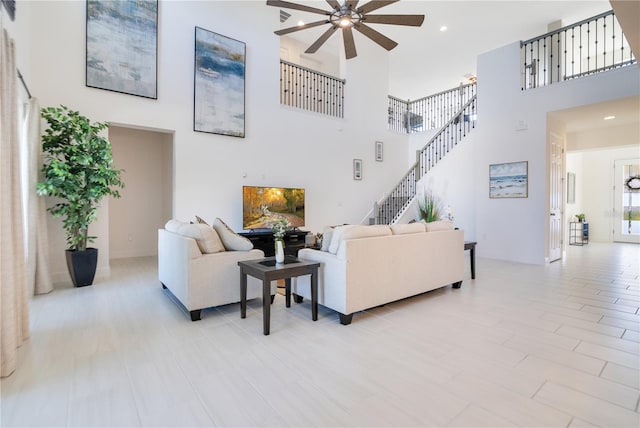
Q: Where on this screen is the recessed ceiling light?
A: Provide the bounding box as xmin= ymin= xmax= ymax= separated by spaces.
xmin=298 ymin=20 xmax=305 ymax=27
xmin=440 ymin=26 xmax=447 ymax=32
xmin=603 ymin=115 xmax=616 ymax=120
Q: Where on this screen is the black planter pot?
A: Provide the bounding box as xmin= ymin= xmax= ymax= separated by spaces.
xmin=65 ymin=248 xmax=98 ymax=287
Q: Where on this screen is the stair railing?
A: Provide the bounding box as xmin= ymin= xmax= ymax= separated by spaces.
xmin=521 ymin=9 xmax=636 ymax=90
xmin=388 ymin=83 xmax=476 ymax=133
xmin=374 ymin=94 xmax=477 ymax=224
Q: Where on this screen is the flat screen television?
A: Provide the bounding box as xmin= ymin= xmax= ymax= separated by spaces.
xmin=243 ymin=186 xmax=305 ymax=230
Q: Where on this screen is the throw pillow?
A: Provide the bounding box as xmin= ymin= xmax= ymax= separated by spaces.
xmin=171 ymin=222 xmax=225 ymax=254
xmin=195 ymin=215 xmax=209 ymax=225
xmin=213 ymin=218 xmax=254 ymax=251
xmin=391 ymin=223 xmax=426 ymax=235
xmin=425 ymin=220 xmax=454 ymax=232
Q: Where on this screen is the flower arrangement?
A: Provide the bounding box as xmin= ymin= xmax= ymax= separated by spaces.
xmin=262 ymin=206 xmax=289 ymax=240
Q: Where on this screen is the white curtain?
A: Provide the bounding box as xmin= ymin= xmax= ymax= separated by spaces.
xmin=23 ymin=97 xmax=52 ymax=295
xmin=1 ymin=27 xmax=29 ymax=378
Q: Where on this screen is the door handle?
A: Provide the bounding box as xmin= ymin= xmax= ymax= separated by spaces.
xmin=550 ymin=213 xmax=556 ymax=216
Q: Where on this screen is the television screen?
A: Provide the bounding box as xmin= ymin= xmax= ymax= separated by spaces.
xmin=243 ymin=186 xmax=305 ymax=230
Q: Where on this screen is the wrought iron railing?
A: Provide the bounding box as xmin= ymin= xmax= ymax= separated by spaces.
xmin=375 ymin=95 xmax=477 ymax=224
xmin=388 ymin=83 xmax=476 ymax=133
xmin=280 ymin=60 xmax=346 ymax=118
xmin=521 ymin=9 xmax=636 ymax=90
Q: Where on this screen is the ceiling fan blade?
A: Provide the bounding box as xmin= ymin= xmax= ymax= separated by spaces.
xmin=275 ymin=20 xmax=329 ymax=35
xmin=342 ymin=26 xmax=357 ymax=59
xmin=346 ymin=0 xmax=359 ymax=10
xmin=364 ymin=14 xmax=425 ymax=26
xmin=358 ymin=0 xmax=399 ymax=14
xmin=305 ymin=25 xmax=340 ymax=53
xmin=325 ymin=0 xmax=341 ymax=10
xmin=266 ymin=0 xmax=330 ymax=16
xmin=354 ymin=22 xmax=398 ymax=51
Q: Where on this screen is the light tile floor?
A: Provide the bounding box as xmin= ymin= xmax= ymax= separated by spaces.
xmin=1 ymin=243 xmax=639 ymax=427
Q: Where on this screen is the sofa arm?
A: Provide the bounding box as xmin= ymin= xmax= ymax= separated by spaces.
xmin=293 ymin=248 xmax=348 ymax=314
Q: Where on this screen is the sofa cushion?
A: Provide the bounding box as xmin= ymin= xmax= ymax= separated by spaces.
xmin=320 ymin=226 xmax=335 ymax=252
xmin=329 ymin=225 xmax=392 ymax=255
xmin=213 ymin=218 xmax=254 ymax=251
xmin=425 ymin=220 xmax=454 ymax=232
xmin=391 ymin=223 xmax=426 ymax=235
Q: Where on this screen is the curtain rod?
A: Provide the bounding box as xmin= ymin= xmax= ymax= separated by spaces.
xmin=17 ymin=68 xmax=31 ymax=99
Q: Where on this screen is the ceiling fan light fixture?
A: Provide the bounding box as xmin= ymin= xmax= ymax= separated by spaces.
xmin=267 ymin=0 xmax=425 ymax=59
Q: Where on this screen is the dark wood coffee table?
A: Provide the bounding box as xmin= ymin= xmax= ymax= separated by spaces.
xmin=238 ymin=255 xmax=320 ymax=335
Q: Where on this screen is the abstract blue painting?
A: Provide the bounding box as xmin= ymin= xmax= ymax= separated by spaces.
xmin=490 ymin=161 xmax=528 ymax=198
xmin=86 ymin=0 xmax=157 ymax=99
xmin=194 ymin=27 xmax=245 ymax=138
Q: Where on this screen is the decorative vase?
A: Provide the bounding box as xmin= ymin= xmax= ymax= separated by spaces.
xmin=275 ymin=239 xmax=285 ymax=263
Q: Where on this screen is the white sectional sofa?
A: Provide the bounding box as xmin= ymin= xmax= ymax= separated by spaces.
xmin=292 ymin=223 xmax=464 ymax=324
xmin=158 ymin=219 xmax=273 ymax=321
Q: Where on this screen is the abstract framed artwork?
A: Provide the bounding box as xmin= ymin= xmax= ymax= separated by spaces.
xmin=194 ymin=27 xmax=246 ymax=137
xmin=353 ymin=159 xmax=363 ymax=180
xmin=375 ymin=141 xmax=383 ymax=162
xmin=489 ymin=161 xmax=528 ymax=198
xmin=86 ymin=0 xmax=158 ymax=99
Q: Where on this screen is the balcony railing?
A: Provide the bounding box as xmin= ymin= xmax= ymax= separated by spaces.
xmin=521 ymin=9 xmax=636 ymax=90
xmin=280 ymin=60 xmax=346 ymax=118
xmin=388 ymin=83 xmax=476 ymax=133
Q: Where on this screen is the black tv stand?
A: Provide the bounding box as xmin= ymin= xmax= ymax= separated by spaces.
xmin=239 ymin=229 xmax=309 ymax=256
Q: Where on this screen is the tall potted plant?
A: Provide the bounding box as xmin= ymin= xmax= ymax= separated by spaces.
xmin=37 ymin=105 xmax=124 ymax=287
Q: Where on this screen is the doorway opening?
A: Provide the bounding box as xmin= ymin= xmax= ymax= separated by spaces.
xmin=108 ymin=125 xmax=174 ymax=259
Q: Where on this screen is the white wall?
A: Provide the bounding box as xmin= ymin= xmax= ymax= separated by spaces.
xmin=474 ymin=41 xmax=639 ymax=264
xmin=26 ymin=1 xmax=409 ymax=283
xmin=567 ymin=146 xmax=640 ymax=242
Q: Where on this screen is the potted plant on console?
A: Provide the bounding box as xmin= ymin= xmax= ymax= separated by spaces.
xmin=37 ymin=105 xmax=124 ymax=287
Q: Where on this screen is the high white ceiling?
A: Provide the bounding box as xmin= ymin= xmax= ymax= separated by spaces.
xmin=274 ymin=0 xmax=638 ymax=141
xmin=273 ymin=0 xmax=613 ymax=98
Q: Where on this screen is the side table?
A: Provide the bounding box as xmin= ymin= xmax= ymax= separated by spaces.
xmin=238 ymin=255 xmax=320 ymax=335
xmin=464 ymin=241 xmax=477 ymax=279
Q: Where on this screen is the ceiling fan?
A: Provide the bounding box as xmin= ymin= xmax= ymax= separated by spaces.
xmin=266 ymin=0 xmax=425 ymax=59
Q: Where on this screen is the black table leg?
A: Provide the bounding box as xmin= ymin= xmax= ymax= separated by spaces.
xmin=470 ymin=247 xmax=476 ymax=279
xmin=311 ymin=269 xmax=318 ymax=321
xmin=240 ymin=270 xmax=247 ymax=319
xmin=285 ymin=278 xmax=291 ymax=308
xmin=263 ymin=278 xmax=270 ymax=335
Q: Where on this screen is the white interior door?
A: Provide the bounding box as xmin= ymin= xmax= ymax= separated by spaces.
xmin=549 ymin=131 xmax=564 ymax=262
xmin=613 ymin=158 xmax=640 ymax=243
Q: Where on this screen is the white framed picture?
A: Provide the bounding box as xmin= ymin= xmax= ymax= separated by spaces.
xmin=353 ymin=159 xmax=362 ymax=180
xmin=375 ymin=141 xmax=383 ymax=162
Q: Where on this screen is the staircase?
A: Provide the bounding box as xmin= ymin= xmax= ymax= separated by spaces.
xmin=373 ymin=90 xmax=477 ymax=225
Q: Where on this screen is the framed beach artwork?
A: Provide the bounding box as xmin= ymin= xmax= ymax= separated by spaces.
xmin=489 ymin=161 xmax=528 ymax=198
xmin=86 ymin=0 xmax=158 ymax=99
xmin=194 ymin=27 xmax=246 ymax=137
